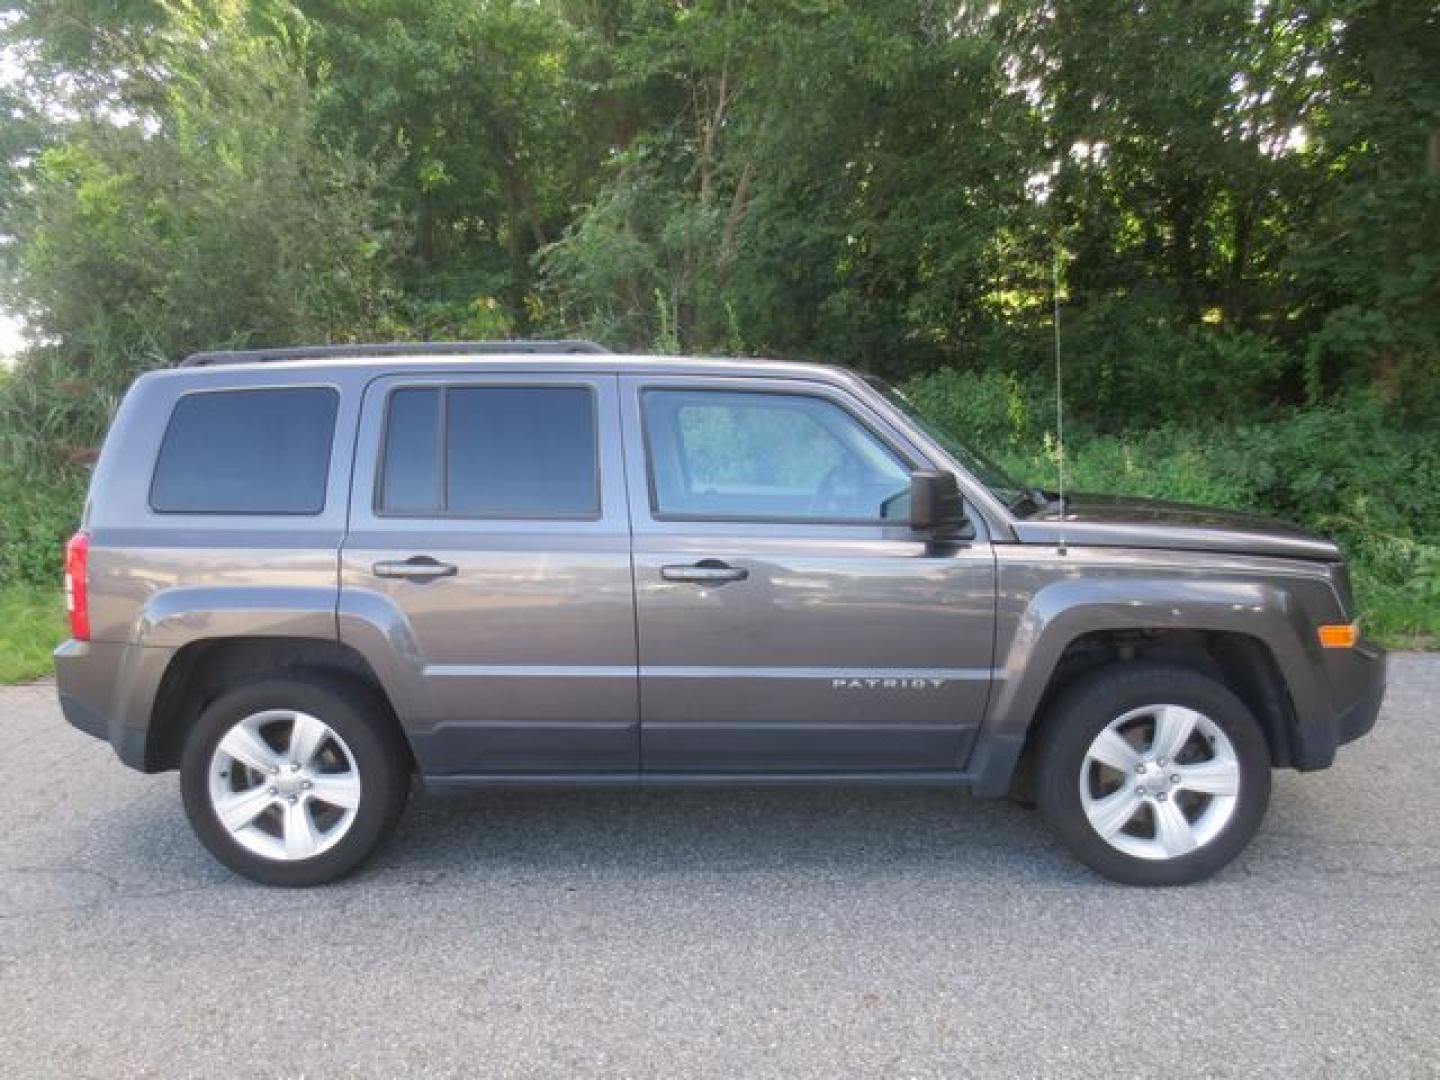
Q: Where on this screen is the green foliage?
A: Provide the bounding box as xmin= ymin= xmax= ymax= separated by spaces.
xmin=1285 ymin=0 xmax=1440 ymax=415
xmin=0 ymin=584 xmax=65 ymax=684
xmin=3 ymin=4 xmax=393 ymax=365
xmin=0 ymin=340 xmax=149 ymax=587
xmin=903 ymin=370 xmax=1440 ymax=645
xmin=901 ymin=370 xmax=1032 ymax=451
xmin=0 ymin=471 xmax=84 ymax=585
xmin=300 ymin=0 xmax=594 ymax=327
xmin=0 ymin=349 xmax=109 ymax=586
xmin=1049 ymin=293 xmax=1291 ymax=428
xmin=537 ymin=151 xmax=720 ymax=350
xmin=4 ymin=0 xmax=1437 ymax=415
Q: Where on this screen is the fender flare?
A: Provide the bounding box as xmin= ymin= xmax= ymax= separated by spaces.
xmin=137 ymin=586 xmax=338 ymax=647
xmin=965 ymin=575 xmax=1319 ymax=796
xmin=92 ymin=586 xmax=348 ymax=771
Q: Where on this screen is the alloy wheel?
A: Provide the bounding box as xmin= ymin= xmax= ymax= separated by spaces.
xmin=1078 ymin=704 xmax=1241 ymax=861
xmin=207 ymin=709 xmax=362 ymax=862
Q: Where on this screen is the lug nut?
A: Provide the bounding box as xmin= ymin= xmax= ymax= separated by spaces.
xmin=1157 ymin=758 xmax=1168 ymax=768
xmin=1135 ymin=787 xmax=1146 ymax=797
xmin=1136 ymin=763 xmax=1147 ymax=775
xmin=267 ymin=787 xmax=278 ymax=796
xmin=1156 ymin=791 xmax=1168 ymax=802
xmin=302 ymin=780 xmax=313 ymax=790
xmin=291 ymin=762 xmax=302 ymax=772
xmin=287 ymin=795 xmax=298 ymax=805
xmin=1170 ymin=774 xmax=1181 ymax=785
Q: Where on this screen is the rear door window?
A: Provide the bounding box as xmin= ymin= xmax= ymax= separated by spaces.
xmin=378 ymin=385 xmax=599 ymax=518
xmin=150 ymin=387 xmax=338 ymax=514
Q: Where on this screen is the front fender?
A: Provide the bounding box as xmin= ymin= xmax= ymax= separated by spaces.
xmin=965 ymin=574 xmax=1322 ymax=796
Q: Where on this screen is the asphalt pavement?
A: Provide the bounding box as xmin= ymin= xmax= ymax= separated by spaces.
xmin=2 ymin=656 xmax=1437 ymax=1079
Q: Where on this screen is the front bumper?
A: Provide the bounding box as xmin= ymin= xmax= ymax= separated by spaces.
xmin=1291 ymin=637 xmax=1386 ymax=770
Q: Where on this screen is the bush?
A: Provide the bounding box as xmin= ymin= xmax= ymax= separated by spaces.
xmin=0 ymin=347 xmax=121 ymax=586
xmin=1037 ymin=290 xmax=1292 ymax=430
xmin=0 ymin=471 xmax=85 ymax=586
xmin=903 ymin=371 xmax=1440 ymax=645
xmin=902 ymin=369 xmax=1031 ymax=451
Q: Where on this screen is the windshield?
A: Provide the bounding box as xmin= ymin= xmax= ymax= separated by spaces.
xmin=862 ymin=375 xmax=1027 ymax=508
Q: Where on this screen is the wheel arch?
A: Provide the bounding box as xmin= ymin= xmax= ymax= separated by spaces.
xmin=966 ymin=576 xmax=1315 ymax=797
xmin=1024 ymin=628 xmax=1295 ymax=762
xmin=146 ymin=636 xmax=413 ymax=772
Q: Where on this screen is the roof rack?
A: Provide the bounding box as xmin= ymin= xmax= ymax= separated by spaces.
xmin=181 ymin=340 xmax=612 ymax=367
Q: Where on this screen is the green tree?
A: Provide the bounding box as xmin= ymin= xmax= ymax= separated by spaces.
xmin=2 ymin=1 xmax=392 ymax=366
xmin=540 ymin=0 xmax=1044 ymax=371
xmin=299 ymin=0 xmax=597 ymax=334
xmin=1287 ymin=0 xmax=1440 ymax=416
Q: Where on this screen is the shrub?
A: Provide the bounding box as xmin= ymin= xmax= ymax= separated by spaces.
xmin=0 ymin=345 xmax=125 ymax=586
xmin=901 ymin=369 xmax=1031 ymax=450
xmin=1042 ymin=291 xmax=1291 ymax=430
xmin=904 ymin=371 xmax=1439 ymax=644
xmin=0 ymin=471 xmax=85 ymax=586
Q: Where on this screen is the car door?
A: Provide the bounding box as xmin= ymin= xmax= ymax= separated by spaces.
xmin=620 ymin=374 xmax=997 ymax=773
xmin=339 ymin=371 xmax=638 ymax=777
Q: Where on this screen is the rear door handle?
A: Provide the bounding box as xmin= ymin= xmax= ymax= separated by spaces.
xmin=660 ymin=560 xmax=749 ymax=585
xmin=372 ymin=556 xmax=458 ymax=580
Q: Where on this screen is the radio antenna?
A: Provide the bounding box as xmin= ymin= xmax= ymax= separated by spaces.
xmin=1052 ymin=249 xmax=1067 ymax=551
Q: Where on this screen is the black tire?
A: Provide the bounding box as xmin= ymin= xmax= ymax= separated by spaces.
xmin=180 ymin=674 xmax=411 ymax=886
xmin=1034 ymin=662 xmax=1272 ymax=886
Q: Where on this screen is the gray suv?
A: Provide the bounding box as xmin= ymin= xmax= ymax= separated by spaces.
xmin=55 ymin=342 xmax=1386 ymax=886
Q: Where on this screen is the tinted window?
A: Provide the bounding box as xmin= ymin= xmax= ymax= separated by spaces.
xmin=378 ymin=385 xmax=599 ymax=518
xmin=379 ymin=388 xmax=442 ymax=513
xmin=643 ymin=390 xmax=911 ymax=521
xmin=150 ymin=388 xmax=337 ymax=514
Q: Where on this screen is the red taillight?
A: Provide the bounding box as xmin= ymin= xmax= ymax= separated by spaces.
xmin=64 ymin=530 xmax=90 ymax=642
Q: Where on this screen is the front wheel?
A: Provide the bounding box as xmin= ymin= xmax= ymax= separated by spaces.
xmin=1034 ymin=663 xmax=1272 ymax=886
xmin=180 ymin=675 xmax=410 ymax=886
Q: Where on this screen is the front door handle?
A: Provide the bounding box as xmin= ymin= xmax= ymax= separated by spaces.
xmin=660 ymin=560 xmax=749 ymax=585
xmin=372 ymin=556 xmax=458 ymax=581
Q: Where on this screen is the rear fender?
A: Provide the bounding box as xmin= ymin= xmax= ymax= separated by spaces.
xmin=137 ymin=586 xmax=337 ymax=646
xmin=91 ymin=586 xmax=345 ymax=770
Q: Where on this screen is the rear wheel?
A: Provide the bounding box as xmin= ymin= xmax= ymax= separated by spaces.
xmin=1035 ymin=662 xmax=1272 ymax=886
xmin=180 ymin=675 xmax=410 ymax=886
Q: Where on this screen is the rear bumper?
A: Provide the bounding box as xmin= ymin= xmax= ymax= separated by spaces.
xmin=54 ymin=638 xmax=174 ymax=771
xmin=1291 ymin=638 xmax=1386 ymax=770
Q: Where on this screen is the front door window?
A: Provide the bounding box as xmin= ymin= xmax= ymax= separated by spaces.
xmin=643 ymin=389 xmax=912 ymax=522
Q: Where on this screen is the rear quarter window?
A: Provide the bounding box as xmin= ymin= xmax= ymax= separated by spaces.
xmin=149 ymin=387 xmax=339 ymax=515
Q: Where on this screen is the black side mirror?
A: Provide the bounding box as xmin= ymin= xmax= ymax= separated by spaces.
xmin=908 ymin=470 xmax=968 ymax=536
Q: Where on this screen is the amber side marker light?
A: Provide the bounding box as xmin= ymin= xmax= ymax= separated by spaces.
xmin=1318 ymin=623 xmax=1359 ymax=649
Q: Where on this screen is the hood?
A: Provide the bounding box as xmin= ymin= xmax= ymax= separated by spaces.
xmin=1010 ymin=493 xmax=1341 ymax=561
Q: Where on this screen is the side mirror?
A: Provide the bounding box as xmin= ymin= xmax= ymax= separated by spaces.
xmin=908 ymin=470 xmax=968 ymax=536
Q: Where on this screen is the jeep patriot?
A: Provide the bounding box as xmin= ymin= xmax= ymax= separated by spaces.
xmin=54 ymin=341 xmax=1387 ymax=886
